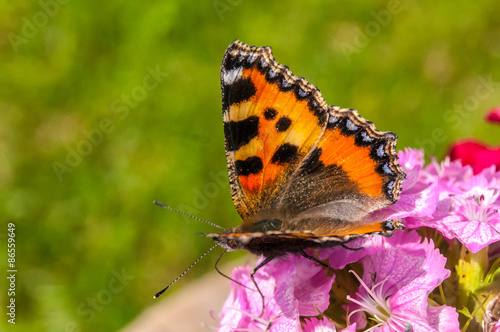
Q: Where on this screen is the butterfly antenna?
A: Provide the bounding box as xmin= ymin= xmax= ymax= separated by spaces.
xmin=154 ymin=200 xmax=224 ymax=230
xmin=154 ymin=244 xmax=219 ymax=299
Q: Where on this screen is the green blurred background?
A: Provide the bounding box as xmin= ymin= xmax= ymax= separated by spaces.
xmin=1 ymin=0 xmax=500 ymax=330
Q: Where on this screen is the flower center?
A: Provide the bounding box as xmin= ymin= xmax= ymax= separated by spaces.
xmin=453 ymin=188 xmax=500 ymax=226
xmin=346 ymin=271 xmax=409 ymax=332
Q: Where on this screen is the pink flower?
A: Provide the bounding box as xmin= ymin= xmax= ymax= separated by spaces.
xmin=301 ymin=318 xmax=359 ymax=332
xmin=219 ymin=254 xmax=333 ymax=331
xmin=319 ymin=236 xmax=386 ymax=270
xmin=449 ymin=140 xmax=500 ymax=175
xmin=302 ymin=317 xmax=339 ymax=331
xmin=218 ymin=265 xmax=276 ymax=331
xmin=430 ymin=172 xmax=500 ymax=252
xmin=424 ymin=157 xmax=474 ymax=195
xmin=408 ymin=157 xmax=500 ymax=251
xmin=346 ymin=231 xmax=458 ymax=332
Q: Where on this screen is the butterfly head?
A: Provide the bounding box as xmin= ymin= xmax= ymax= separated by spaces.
xmin=380 ymin=219 xmax=405 ymax=234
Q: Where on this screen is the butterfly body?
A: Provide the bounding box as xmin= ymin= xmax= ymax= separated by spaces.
xmin=211 ymin=219 xmax=403 ymax=258
xmin=205 ymin=40 xmax=406 ymax=260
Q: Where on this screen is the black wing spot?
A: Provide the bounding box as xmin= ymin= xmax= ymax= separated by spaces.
xmin=271 ymin=144 xmax=298 ymax=164
xmin=222 ymin=77 xmax=256 ymax=111
xmin=224 ymin=116 xmax=260 ymax=151
xmin=235 ymin=156 xmax=263 ymax=176
xmin=276 ymin=117 xmax=292 ymax=132
xmin=264 ymin=108 xmax=277 ymax=120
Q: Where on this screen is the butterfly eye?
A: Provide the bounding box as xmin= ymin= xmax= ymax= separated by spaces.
xmin=382 ymin=219 xmax=405 ymax=232
xmin=384 ymin=221 xmax=395 ymax=231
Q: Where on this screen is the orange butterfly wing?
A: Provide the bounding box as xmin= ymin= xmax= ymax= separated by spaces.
xmin=221 ymin=40 xmax=405 ymax=236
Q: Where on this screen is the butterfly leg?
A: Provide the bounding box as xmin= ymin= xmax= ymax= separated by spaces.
xmin=214 ymin=249 xmax=254 ymax=291
xmin=299 ymin=249 xmax=331 ymax=269
xmin=251 ymin=256 xmax=275 ymax=317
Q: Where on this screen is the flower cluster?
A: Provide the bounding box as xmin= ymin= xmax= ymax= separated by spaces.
xmin=217 ymin=109 xmax=500 ymax=332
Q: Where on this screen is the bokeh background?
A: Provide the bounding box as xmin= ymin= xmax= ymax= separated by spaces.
xmin=2 ymin=0 xmax=500 ymax=331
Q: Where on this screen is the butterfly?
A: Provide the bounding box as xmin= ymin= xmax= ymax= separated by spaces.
xmin=153 ymin=40 xmax=406 ymax=302
xmin=204 ymin=40 xmax=406 ymax=270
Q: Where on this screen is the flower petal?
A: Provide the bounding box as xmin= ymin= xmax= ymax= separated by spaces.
xmin=449 ymin=140 xmax=500 ymax=175
xmin=302 ymin=317 xmax=338 ymax=332
xmin=427 ymin=305 xmax=459 ymax=332
xmin=347 ymin=231 xmax=455 ymax=331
